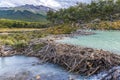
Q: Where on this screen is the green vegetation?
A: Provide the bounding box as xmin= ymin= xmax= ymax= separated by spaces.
xmin=47 ymin=24 xmax=77 ymax=34
xmin=32 ymin=43 xmax=45 ymax=51
xmin=0 ymin=30 xmax=47 ymax=49
xmin=0 ymin=23 xmax=78 ymax=49
xmin=88 ymin=20 xmax=120 ymax=30
xmin=47 ymin=0 xmax=120 ymax=30
xmin=9 ymin=5 xmax=47 ymax=16
xmin=0 ymin=10 xmax=47 ymax=22
xmin=3 ymin=0 xmax=120 ymax=49
xmin=0 ymin=19 xmax=49 ymax=28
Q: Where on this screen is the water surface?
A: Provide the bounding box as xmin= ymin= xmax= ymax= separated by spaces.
xmin=57 ymin=30 xmax=120 ymax=54
xmin=0 ymin=56 xmax=112 ymax=80
xmin=1 ymin=31 xmax=120 ymax=80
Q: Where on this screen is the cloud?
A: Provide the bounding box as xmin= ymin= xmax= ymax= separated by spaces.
xmin=0 ymin=0 xmax=91 ymax=8
xmin=0 ymin=0 xmax=15 ymax=7
xmin=39 ymin=0 xmax=61 ymax=8
xmin=0 ymin=0 xmax=61 ymax=8
xmin=57 ymin=0 xmax=91 ymax=8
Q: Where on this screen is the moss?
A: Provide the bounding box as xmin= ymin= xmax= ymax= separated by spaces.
xmin=13 ymin=40 xmax=28 ymax=49
xmin=32 ymin=43 xmax=45 ymax=51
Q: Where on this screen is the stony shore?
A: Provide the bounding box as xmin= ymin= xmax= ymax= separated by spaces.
xmin=0 ymin=30 xmax=120 ymax=79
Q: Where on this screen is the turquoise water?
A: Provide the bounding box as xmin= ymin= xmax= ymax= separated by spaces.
xmin=57 ymin=30 xmax=120 ymax=54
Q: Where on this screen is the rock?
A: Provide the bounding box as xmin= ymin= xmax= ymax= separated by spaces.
xmin=36 ymin=75 xmax=41 ymax=80
xmin=91 ymin=18 xmax=101 ymax=23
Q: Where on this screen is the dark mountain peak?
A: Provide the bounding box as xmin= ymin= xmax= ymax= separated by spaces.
xmin=0 ymin=7 xmax=9 ymax=10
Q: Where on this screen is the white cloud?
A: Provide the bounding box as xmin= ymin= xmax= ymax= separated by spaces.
xmin=0 ymin=0 xmax=91 ymax=8
xmin=0 ymin=0 xmax=15 ymax=7
xmin=56 ymin=0 xmax=91 ymax=8
xmin=39 ymin=0 xmax=61 ymax=8
xmin=0 ymin=0 xmax=61 ymax=8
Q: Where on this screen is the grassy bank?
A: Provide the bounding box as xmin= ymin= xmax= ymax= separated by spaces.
xmin=88 ymin=20 xmax=120 ymax=30
xmin=0 ymin=19 xmax=49 ymax=28
xmin=46 ymin=24 xmax=78 ymax=35
xmin=0 ymin=30 xmax=47 ymax=49
xmin=0 ymin=24 xmax=78 ymax=49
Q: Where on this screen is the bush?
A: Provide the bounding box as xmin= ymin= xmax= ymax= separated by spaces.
xmin=46 ymin=24 xmax=77 ymax=35
xmin=88 ymin=20 xmax=120 ymax=30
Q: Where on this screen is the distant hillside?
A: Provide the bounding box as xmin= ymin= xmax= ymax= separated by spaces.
xmin=0 ymin=5 xmax=54 ymax=22
xmin=0 ymin=10 xmax=47 ymax=22
xmin=0 ymin=19 xmax=48 ymax=28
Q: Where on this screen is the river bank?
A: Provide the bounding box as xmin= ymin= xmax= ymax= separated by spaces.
xmin=0 ymin=30 xmax=120 ymax=79
xmin=0 ymin=30 xmax=94 ymax=57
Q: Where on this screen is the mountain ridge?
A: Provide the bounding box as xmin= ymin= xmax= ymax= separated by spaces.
xmin=0 ymin=4 xmax=54 ymax=15
xmin=0 ymin=4 xmax=54 ymax=22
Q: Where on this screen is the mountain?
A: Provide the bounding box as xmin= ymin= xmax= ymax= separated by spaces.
xmin=0 ymin=5 xmax=54 ymax=22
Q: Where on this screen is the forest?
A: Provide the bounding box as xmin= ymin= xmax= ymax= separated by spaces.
xmin=1 ymin=0 xmax=120 ymax=30
xmin=47 ymin=0 xmax=120 ymax=30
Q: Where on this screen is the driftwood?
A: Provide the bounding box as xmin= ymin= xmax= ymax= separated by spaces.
xmin=24 ymin=41 xmax=120 ymax=77
xmin=1 ymin=37 xmax=120 ymax=79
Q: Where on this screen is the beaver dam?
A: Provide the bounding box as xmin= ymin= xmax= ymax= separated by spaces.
xmin=1 ymin=30 xmax=120 ymax=80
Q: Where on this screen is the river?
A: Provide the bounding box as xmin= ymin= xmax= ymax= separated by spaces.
xmin=1 ymin=30 xmax=120 ymax=80
xmin=57 ymin=30 xmax=120 ymax=54
xmin=0 ymin=55 xmax=116 ymax=80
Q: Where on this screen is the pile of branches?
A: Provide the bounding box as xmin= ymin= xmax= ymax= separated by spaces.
xmin=26 ymin=41 xmax=120 ymax=76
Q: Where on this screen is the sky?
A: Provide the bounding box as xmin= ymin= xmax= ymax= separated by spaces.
xmin=0 ymin=0 xmax=91 ymax=9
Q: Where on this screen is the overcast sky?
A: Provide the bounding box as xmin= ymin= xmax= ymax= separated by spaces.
xmin=0 ymin=0 xmax=91 ymax=8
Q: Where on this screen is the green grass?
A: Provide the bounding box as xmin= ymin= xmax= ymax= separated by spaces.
xmin=87 ymin=20 xmax=120 ymax=30
xmin=0 ymin=24 xmax=78 ymax=49
xmin=0 ymin=30 xmax=48 ymax=49
xmin=46 ymin=24 xmax=78 ymax=35
xmin=32 ymin=43 xmax=45 ymax=51
xmin=0 ymin=19 xmax=49 ymax=28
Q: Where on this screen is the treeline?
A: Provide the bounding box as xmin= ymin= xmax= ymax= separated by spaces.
xmin=47 ymin=0 xmax=120 ymax=24
xmin=0 ymin=19 xmax=49 ymax=28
